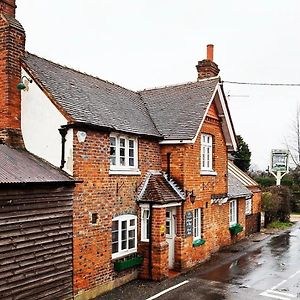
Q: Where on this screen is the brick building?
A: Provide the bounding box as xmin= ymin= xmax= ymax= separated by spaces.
xmin=1 ymin=2 xmax=261 ymax=299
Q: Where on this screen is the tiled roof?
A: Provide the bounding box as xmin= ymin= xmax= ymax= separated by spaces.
xmin=0 ymin=144 xmax=74 ymax=184
xmin=228 ymin=161 xmax=259 ymax=187
xmin=228 ymin=173 xmax=252 ymax=199
xmin=139 ymin=78 xmax=219 ymax=140
xmin=137 ymin=171 xmax=184 ymax=204
xmin=23 ymin=53 xmax=161 ymax=138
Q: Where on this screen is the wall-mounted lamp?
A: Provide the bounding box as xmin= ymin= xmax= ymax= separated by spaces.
xmin=17 ymin=75 xmax=32 ymax=91
xmin=186 ymin=190 xmax=196 ymax=204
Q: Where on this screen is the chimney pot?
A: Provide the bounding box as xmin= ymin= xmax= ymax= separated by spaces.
xmin=0 ymin=0 xmax=16 ymax=17
xmin=207 ymin=44 xmax=214 ymax=61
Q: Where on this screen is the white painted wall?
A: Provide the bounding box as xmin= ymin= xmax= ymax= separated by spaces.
xmin=21 ymin=69 xmax=73 ymax=175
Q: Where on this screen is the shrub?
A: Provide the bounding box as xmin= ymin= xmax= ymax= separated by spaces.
xmin=262 ymin=186 xmax=292 ymax=226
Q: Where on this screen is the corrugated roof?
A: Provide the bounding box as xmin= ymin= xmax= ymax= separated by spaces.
xmin=137 ymin=171 xmax=184 ymax=204
xmin=228 ymin=173 xmax=252 ymax=199
xmin=139 ymin=78 xmax=219 ymax=140
xmin=0 ymin=144 xmax=74 ymax=184
xmin=228 ymin=161 xmax=258 ymax=187
xmin=23 ymin=53 xmax=161 ymax=138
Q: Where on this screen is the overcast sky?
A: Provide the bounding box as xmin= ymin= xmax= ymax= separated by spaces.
xmin=16 ymin=1 xmax=300 ymax=171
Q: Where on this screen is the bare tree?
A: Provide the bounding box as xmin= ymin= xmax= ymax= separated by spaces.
xmin=286 ymin=105 xmax=300 ymax=167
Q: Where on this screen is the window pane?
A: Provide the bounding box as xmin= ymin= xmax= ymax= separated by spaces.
xmin=129 ymin=158 xmax=134 ymax=166
xmin=166 ymin=220 xmax=170 ymax=235
xmin=110 ymin=157 xmax=116 ymax=165
xmin=122 ymin=220 xmax=127 ymax=230
xmin=112 ymin=232 xmax=118 ymax=242
xmin=130 ymin=219 xmax=135 ymax=226
xmin=112 ymin=220 xmax=118 ymax=231
xmin=129 ymin=140 xmax=134 ymax=148
xmin=110 ymin=137 xmax=116 ymax=146
xmin=112 ymin=242 xmax=118 ymax=253
xmin=129 ymin=229 xmax=135 ymax=238
xmin=120 ymin=138 xmax=125 ymax=147
xmin=120 ymin=157 xmax=125 ymax=166
xmin=121 ymin=240 xmax=127 ymax=250
xmin=129 ymin=148 xmax=134 ymax=157
xmin=128 ymin=238 xmax=135 ymax=249
xmin=120 ymin=148 xmax=125 ymax=157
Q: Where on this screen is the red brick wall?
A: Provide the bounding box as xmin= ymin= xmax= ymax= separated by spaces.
xmin=72 ymin=129 xmax=161 ymax=296
xmin=160 ymin=101 xmax=245 ymax=269
xmin=0 ymin=11 xmax=25 ymax=146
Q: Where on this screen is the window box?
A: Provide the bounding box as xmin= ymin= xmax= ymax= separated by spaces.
xmin=229 ymin=223 xmax=243 ymax=235
xmin=193 ymin=238 xmax=206 ymax=247
xmin=114 ymin=255 xmax=144 ymax=272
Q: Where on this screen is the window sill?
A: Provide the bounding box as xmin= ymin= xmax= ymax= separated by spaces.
xmin=112 ymin=249 xmax=137 ymax=260
xmin=109 ymin=169 xmax=141 ymax=176
xmin=200 ymin=170 xmax=217 ymax=176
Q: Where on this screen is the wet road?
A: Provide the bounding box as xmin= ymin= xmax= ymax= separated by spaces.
xmin=97 ymin=223 xmax=300 ymax=300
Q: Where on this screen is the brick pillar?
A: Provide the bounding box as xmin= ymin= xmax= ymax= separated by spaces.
xmin=151 ymin=208 xmax=168 ymax=281
xmin=196 ymin=44 xmax=220 ymax=80
xmin=0 ymin=0 xmax=25 ymax=147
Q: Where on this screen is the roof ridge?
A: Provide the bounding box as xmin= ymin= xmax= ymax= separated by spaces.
xmin=24 ymin=52 xmax=138 ymax=95
xmin=138 ymin=76 xmax=220 ymax=92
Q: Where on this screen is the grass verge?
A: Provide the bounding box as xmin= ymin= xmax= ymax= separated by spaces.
xmin=267 ymin=220 xmax=294 ymax=230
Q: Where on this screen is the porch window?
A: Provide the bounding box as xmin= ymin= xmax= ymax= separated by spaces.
xmin=141 ymin=208 xmax=150 ymax=242
xmin=112 ymin=214 xmax=137 ymax=259
xmin=109 ymin=134 xmax=139 ymax=174
xmin=201 ymin=134 xmax=214 ymax=173
xmin=193 ymin=208 xmax=201 ymax=240
xmin=245 ymin=198 xmax=252 ymax=215
xmin=229 ymin=200 xmax=237 ymax=226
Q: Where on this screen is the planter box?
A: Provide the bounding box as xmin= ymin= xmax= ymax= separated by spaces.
xmin=193 ymin=239 xmax=206 ymax=247
xmin=114 ymin=255 xmax=144 ymax=272
xmin=229 ymin=223 xmax=243 ymax=235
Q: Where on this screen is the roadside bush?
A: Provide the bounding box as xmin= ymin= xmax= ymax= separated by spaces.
xmin=262 ymin=186 xmax=292 ymax=226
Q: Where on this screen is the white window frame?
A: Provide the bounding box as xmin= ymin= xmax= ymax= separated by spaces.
xmin=141 ymin=207 xmax=150 ymax=242
xmin=245 ymin=198 xmax=252 ymax=215
xmin=193 ymin=208 xmax=201 ymax=240
xmin=229 ymin=199 xmax=237 ymax=226
xmin=112 ymin=214 xmax=137 ymax=259
xmin=201 ymin=134 xmax=215 ymax=175
xmin=109 ymin=133 xmax=140 ymax=175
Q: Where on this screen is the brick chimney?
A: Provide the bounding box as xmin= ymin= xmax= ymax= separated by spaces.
xmin=196 ymin=44 xmax=220 ymax=80
xmin=0 ymin=0 xmax=25 ymax=147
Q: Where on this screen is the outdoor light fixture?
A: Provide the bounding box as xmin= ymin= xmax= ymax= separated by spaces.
xmin=186 ymin=190 xmax=196 ymax=204
xmin=16 ymin=75 xmax=32 ymax=91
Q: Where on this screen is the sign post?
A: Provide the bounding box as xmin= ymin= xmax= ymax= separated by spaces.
xmin=269 ymin=149 xmax=289 ymax=186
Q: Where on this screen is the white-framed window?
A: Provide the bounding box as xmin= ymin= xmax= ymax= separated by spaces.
xmin=201 ymin=134 xmax=213 ymax=172
xmin=229 ymin=200 xmax=237 ymax=226
xmin=112 ymin=214 xmax=137 ymax=259
xmin=109 ymin=134 xmax=139 ymax=174
xmin=245 ymin=198 xmax=252 ymax=215
xmin=193 ymin=208 xmax=201 ymax=240
xmin=141 ymin=207 xmax=150 ymax=242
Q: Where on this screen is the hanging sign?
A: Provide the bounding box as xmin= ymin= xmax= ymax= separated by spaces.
xmin=271 ymin=149 xmax=289 ymax=172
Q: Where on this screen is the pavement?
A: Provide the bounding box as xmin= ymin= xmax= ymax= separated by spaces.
xmin=96 ymin=215 xmax=300 ymax=300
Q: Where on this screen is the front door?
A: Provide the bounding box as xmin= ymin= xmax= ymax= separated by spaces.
xmin=166 ymin=207 xmax=176 ymax=269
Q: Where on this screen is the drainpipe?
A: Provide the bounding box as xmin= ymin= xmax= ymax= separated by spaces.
xmin=167 ymin=153 xmax=171 ymax=181
xmin=58 ymin=127 xmax=68 ymax=169
xmin=148 ymin=202 xmax=153 ymax=280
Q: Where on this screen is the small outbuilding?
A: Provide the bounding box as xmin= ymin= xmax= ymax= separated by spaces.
xmin=0 ymin=144 xmax=75 ymax=300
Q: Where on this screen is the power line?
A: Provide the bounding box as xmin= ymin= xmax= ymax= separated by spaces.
xmin=222 ymin=80 xmax=300 ymax=87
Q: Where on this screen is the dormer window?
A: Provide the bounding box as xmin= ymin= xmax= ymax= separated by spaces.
xmin=109 ymin=134 xmax=140 ymax=175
